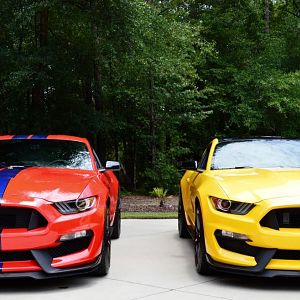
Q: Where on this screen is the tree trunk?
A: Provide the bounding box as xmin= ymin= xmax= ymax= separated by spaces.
xmin=18 ymin=25 xmax=24 ymax=53
xmin=149 ymin=71 xmax=156 ymax=165
xmin=83 ymin=77 xmax=93 ymax=105
xmin=94 ymin=62 xmax=103 ymax=111
xmin=133 ymin=133 xmax=137 ymax=190
xmin=38 ymin=9 xmax=49 ymax=47
xmin=32 ymin=9 xmax=49 ymax=113
xmin=264 ymin=0 xmax=270 ymax=33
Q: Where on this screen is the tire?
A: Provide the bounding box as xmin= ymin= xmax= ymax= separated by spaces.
xmin=92 ymin=205 xmax=111 ymax=276
xmin=111 ymin=196 xmax=121 ymax=239
xmin=194 ymin=204 xmax=211 ymax=275
xmin=178 ymin=189 xmax=190 ymax=238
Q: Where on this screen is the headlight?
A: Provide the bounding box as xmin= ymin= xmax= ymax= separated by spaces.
xmin=211 ymin=197 xmax=254 ymax=215
xmin=54 ymin=196 xmax=96 ymax=215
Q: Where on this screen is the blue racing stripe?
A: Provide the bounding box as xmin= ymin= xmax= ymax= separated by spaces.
xmin=0 ymin=228 xmax=2 ymax=272
xmin=0 ymin=167 xmax=26 ymax=198
xmin=12 ymin=135 xmax=30 ymax=139
xmin=31 ymin=135 xmax=48 ymax=139
xmin=0 ymin=167 xmax=25 ymax=273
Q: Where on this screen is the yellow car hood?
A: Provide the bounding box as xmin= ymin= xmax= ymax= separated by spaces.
xmin=211 ymin=168 xmax=300 ymax=203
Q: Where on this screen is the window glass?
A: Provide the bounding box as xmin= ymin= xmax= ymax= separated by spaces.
xmin=0 ymin=139 xmax=93 ymax=170
xmin=212 ymin=139 xmax=300 ymax=170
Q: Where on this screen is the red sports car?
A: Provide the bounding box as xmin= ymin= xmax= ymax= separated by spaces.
xmin=0 ymin=134 xmax=121 ymax=279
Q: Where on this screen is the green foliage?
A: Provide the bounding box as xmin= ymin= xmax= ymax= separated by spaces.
xmin=143 ymin=152 xmax=181 ymax=194
xmin=122 ymin=211 xmax=177 ymax=219
xmin=150 ymin=187 xmax=168 ymax=198
xmin=188 ymin=0 xmax=300 ymax=145
xmin=1 ymin=0 xmax=300 ymax=194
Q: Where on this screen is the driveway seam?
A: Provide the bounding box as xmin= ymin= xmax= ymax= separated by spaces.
xmin=130 ymin=288 xmax=233 ymax=300
xmin=106 ymin=277 xmax=232 ymax=300
xmin=130 ymin=290 xmax=172 ymax=300
xmin=104 ymin=277 xmax=169 ymax=291
xmin=175 ymin=277 xmax=220 ymax=289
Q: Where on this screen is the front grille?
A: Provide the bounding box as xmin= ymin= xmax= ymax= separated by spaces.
xmin=261 ymin=209 xmax=300 ymax=229
xmin=0 ymin=207 xmax=47 ymax=230
xmin=274 ymin=250 xmax=300 ymax=260
xmin=277 ymin=209 xmax=300 ymax=228
xmin=47 ymin=235 xmax=93 ymax=258
xmin=0 ymin=251 xmax=34 ymax=261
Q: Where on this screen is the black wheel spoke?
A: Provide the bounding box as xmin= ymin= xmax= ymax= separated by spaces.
xmin=194 ymin=205 xmax=210 ymax=275
xmin=111 ymin=195 xmax=121 ymax=239
xmin=92 ymin=205 xmax=111 ymax=276
xmin=178 ymin=190 xmax=190 ymax=238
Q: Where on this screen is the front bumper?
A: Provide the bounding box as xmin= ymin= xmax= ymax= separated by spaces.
xmin=205 ymin=196 xmax=300 ymax=275
xmin=0 ymin=198 xmax=105 ymax=278
xmin=206 ymin=254 xmax=300 ymax=278
xmin=0 ymin=254 xmax=102 ymax=279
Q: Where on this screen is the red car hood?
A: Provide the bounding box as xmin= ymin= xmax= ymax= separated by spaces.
xmin=2 ymin=167 xmax=95 ymax=203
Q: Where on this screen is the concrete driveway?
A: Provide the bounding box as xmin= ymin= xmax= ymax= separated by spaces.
xmin=1 ymin=219 xmax=300 ymax=299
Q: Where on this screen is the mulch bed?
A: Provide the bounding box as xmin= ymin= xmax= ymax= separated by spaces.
xmin=121 ymin=195 xmax=178 ymax=212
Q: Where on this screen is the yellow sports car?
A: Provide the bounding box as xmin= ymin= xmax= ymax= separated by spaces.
xmin=179 ymin=137 xmax=300 ymax=277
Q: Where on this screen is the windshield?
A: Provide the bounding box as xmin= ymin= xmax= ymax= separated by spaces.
xmin=0 ymin=139 xmax=93 ymax=170
xmin=211 ymin=139 xmax=300 ymax=170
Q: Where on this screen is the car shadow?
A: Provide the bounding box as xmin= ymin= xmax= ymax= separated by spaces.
xmin=0 ymin=276 xmax=99 ymax=293
xmin=182 ymin=235 xmax=300 ymax=291
xmin=212 ymin=276 xmax=300 ymax=291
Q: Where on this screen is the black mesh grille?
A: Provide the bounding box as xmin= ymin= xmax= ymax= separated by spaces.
xmin=47 ymin=235 xmax=93 ymax=258
xmin=0 ymin=207 xmax=47 ymax=229
xmin=261 ymin=209 xmax=300 ymax=229
xmin=277 ymin=209 xmax=300 ymax=228
xmin=274 ymin=250 xmax=300 ymax=260
xmin=0 ymin=251 xmax=34 ymax=261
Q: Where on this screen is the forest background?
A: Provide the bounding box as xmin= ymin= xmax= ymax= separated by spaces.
xmin=1 ymin=0 xmax=300 ymax=194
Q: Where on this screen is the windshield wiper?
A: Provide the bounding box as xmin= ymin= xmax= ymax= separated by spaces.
xmin=233 ymin=166 xmax=253 ymax=169
xmin=214 ymin=166 xmax=254 ymax=170
xmin=0 ymin=162 xmax=37 ymax=168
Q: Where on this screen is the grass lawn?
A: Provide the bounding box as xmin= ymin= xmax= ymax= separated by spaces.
xmin=122 ymin=211 xmax=177 ymax=219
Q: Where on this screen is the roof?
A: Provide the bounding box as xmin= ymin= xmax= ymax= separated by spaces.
xmin=0 ymin=135 xmax=89 ymax=144
xmin=217 ymin=136 xmax=300 ymax=145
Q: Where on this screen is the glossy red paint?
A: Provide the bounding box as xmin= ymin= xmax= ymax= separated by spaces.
xmin=2 ymin=261 xmax=41 ymax=273
xmin=0 ymin=135 xmax=119 ymax=277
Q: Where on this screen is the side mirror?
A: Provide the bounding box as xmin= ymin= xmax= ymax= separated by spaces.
xmin=105 ymin=161 xmax=121 ymax=171
xmin=181 ymin=160 xmax=198 ymax=171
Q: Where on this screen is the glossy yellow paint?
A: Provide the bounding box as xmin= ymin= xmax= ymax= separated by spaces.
xmin=266 ymin=260 xmax=300 ymax=270
xmin=180 ymin=138 xmax=300 ymax=271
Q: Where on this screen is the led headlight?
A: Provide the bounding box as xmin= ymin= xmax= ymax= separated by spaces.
xmin=55 ymin=196 xmax=96 ymax=214
xmin=211 ymin=197 xmax=254 ymax=215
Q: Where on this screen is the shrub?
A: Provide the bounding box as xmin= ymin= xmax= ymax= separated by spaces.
xmin=150 ymin=187 xmax=168 ymax=198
